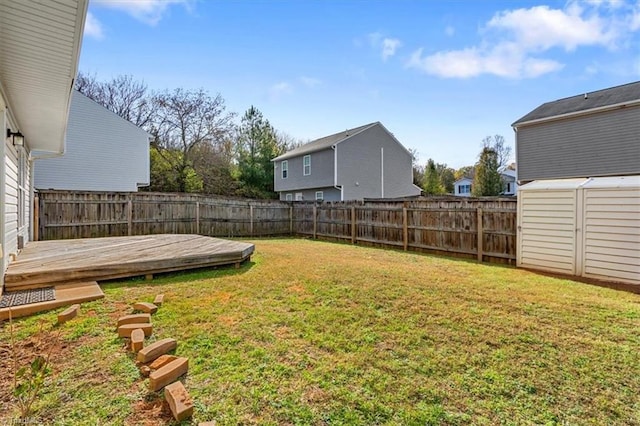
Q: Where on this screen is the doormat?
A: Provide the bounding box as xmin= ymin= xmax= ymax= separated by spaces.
xmin=0 ymin=287 xmax=55 ymax=309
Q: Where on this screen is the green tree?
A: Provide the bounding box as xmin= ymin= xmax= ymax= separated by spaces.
xmin=422 ymin=159 xmax=444 ymax=195
xmin=472 ymin=147 xmax=503 ymax=196
xmin=482 ymin=134 xmax=512 ymax=170
xmin=235 ymin=106 xmax=286 ymax=198
xmin=435 ymin=163 xmax=456 ymax=193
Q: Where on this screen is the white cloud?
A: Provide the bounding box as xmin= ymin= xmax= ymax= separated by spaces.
xmin=299 ymin=76 xmax=321 ymax=88
xmin=269 ymin=82 xmax=293 ymax=100
xmin=407 ymin=1 xmax=640 ymax=79
xmin=445 ymin=25 xmax=455 ymax=36
xmin=368 ymin=32 xmax=402 ymax=61
xmin=487 ymin=5 xmax=618 ymax=51
xmin=93 ymin=0 xmax=192 ymax=25
xmin=84 ymin=11 xmax=104 ymax=39
xmin=381 ymin=38 xmax=402 ymax=61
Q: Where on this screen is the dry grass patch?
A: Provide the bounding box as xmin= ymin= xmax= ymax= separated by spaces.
xmin=1 ymin=238 xmax=639 ymax=425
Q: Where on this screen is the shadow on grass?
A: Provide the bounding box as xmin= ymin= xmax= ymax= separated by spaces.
xmin=99 ymin=260 xmax=255 ymax=291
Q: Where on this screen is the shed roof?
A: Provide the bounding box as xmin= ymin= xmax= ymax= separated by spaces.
xmin=512 ymin=81 xmax=640 ymax=127
xmin=0 ymin=0 xmax=88 ymax=153
xmin=272 ymin=122 xmax=378 ymax=161
xmin=519 ymin=175 xmax=640 ymax=191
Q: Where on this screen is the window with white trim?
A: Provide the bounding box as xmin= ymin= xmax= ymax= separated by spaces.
xmin=303 ymin=155 xmax=311 ymax=176
xmin=295 ymin=193 xmax=304 ymax=201
xmin=315 ymin=191 xmax=324 ymax=201
xmin=281 ymin=160 xmax=288 ymax=179
xmin=458 ymin=184 xmax=471 ymax=194
xmin=285 ymin=193 xmax=293 ymax=201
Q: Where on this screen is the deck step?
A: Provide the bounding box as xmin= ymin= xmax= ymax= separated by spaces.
xmin=0 ymin=282 xmax=104 ymax=321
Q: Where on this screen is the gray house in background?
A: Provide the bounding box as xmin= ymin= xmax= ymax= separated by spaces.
xmin=512 ymin=81 xmax=640 ymax=183
xmin=272 ymin=122 xmax=421 ymax=201
xmin=35 ymin=90 xmax=151 ymax=192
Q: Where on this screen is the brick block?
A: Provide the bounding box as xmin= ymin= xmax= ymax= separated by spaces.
xmin=153 ymin=294 xmax=164 ymax=306
xmin=133 ymin=302 xmax=158 ymax=314
xmin=136 ymin=338 xmax=177 ymax=363
xmin=130 ymin=328 xmax=145 ymax=352
xmin=117 ymin=313 xmax=151 ymax=327
xmin=149 ymin=357 xmax=188 ymax=392
xmin=164 ymin=380 xmax=194 ymax=422
xmin=57 ymin=304 xmax=80 ymax=324
xmin=149 ymin=354 xmax=178 ymax=371
xmin=117 ymin=323 xmax=152 ymax=338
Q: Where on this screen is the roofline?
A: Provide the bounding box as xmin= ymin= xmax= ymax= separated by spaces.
xmin=271 ymin=122 xmax=379 ymax=162
xmin=512 ymin=98 xmax=640 ymax=128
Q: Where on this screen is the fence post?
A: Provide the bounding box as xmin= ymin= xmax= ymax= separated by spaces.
xmin=402 ymin=206 xmax=408 ymax=251
xmin=196 ymin=201 xmax=200 ymax=235
xmin=351 ymin=205 xmax=356 ymax=244
xmin=289 ymin=206 xmax=293 ymax=235
xmin=477 ymin=207 xmax=483 ymax=262
xmin=250 ymin=205 xmax=254 ymax=237
xmin=313 ymin=205 xmax=317 ymax=239
xmin=127 ymin=194 xmax=133 ymax=236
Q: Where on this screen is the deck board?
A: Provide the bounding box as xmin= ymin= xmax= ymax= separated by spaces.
xmin=4 ymin=234 xmax=255 ymax=291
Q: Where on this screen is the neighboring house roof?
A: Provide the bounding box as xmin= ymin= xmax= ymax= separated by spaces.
xmin=512 ymin=81 xmax=640 ymax=127
xmin=454 ymin=177 xmax=473 ymax=185
xmin=0 ymin=0 xmax=88 ymax=153
xmin=272 ymin=122 xmax=378 ymax=161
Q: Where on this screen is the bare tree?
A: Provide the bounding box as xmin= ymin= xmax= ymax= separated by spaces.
xmin=150 ymin=88 xmax=235 ymax=193
xmin=75 ymin=72 xmax=154 ymax=128
xmin=482 ymin=135 xmax=512 ymax=170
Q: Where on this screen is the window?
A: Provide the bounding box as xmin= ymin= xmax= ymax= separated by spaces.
xmin=459 ymin=184 xmax=471 ymax=194
xmin=303 ymin=155 xmax=311 ymax=176
xmin=315 ymin=191 xmax=324 ymax=201
xmin=295 ymin=193 xmax=304 ymax=201
xmin=285 ymin=193 xmax=293 ymax=201
xmin=281 ymin=160 xmax=288 ymax=179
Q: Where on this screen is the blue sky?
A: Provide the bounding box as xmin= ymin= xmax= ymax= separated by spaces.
xmin=81 ymin=0 xmax=640 ymax=169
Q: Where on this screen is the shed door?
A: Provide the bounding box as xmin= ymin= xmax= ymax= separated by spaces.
xmin=582 ymin=187 xmax=640 ymax=285
xmin=518 ymin=189 xmax=577 ymax=275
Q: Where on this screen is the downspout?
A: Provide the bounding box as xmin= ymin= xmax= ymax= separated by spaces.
xmin=380 ymin=147 xmax=384 ymax=198
xmin=1 ymin=108 xmax=6 ymax=288
xmin=331 ymin=144 xmax=343 ymax=201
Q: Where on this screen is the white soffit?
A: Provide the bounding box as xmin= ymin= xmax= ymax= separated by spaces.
xmin=0 ymin=0 xmax=87 ymax=153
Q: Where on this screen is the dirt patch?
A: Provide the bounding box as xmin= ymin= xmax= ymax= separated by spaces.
xmin=218 ymin=315 xmax=238 ymax=326
xmin=0 ymin=327 xmax=80 ymax=419
xmin=126 ymin=397 xmax=173 ymax=426
xmin=287 ymin=285 xmax=305 ymax=293
xmin=214 ymin=291 xmax=232 ymax=304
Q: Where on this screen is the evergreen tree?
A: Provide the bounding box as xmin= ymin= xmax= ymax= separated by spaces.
xmin=472 ymin=147 xmax=503 ymax=196
xmin=422 ymin=159 xmax=444 ymax=195
xmin=235 ymin=106 xmax=286 ymax=198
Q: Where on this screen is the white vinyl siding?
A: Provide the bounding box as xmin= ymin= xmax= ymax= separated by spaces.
xmin=4 ymin=131 xmax=30 ymax=267
xmin=582 ymin=187 xmax=640 ymax=285
xmin=518 ymin=189 xmax=577 ymax=275
xmin=303 ymin=155 xmax=311 ymax=176
xmin=281 ymin=160 xmax=288 ymax=179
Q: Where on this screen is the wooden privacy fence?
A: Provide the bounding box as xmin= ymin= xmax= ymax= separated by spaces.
xmin=36 ymin=191 xmax=292 ymax=240
xmin=36 ymin=191 xmax=517 ymax=263
xmin=293 ymin=198 xmax=517 ymax=263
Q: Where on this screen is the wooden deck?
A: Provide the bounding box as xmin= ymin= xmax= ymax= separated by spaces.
xmin=4 ymin=234 xmax=255 ymax=291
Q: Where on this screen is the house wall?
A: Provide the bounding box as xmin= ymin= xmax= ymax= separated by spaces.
xmin=516 ymin=106 xmax=640 ymax=182
xmin=2 ymin=93 xmax=31 ymax=273
xmin=337 ymin=124 xmax=420 ymax=200
xmin=34 ymin=91 xmax=150 ymax=192
xmin=454 ymin=178 xmax=473 ymax=197
xmin=279 ymin=187 xmax=341 ymax=202
xmin=274 ymin=147 xmax=334 ymax=192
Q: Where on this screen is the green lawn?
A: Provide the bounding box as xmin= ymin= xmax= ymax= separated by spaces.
xmin=1 ymin=239 xmax=639 ymax=425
